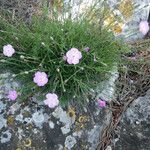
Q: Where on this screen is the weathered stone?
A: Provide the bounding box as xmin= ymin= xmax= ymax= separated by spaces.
xmin=115 ymin=89 xmax=150 ymax=150
xmin=0 ymin=71 xmax=112 ymax=150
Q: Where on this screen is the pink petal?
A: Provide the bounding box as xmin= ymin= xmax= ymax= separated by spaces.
xmin=67 ymin=58 xmax=73 ymax=64
xmin=139 ymin=21 xmax=150 ymax=35
xmin=98 ymin=100 xmax=106 ymax=108
xmin=72 ymin=58 xmax=80 ymax=64
xmin=33 ymin=71 xmax=48 ymax=86
xmin=8 ymin=90 xmax=18 ymax=101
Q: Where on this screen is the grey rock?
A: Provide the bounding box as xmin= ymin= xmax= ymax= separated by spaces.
xmin=88 ymin=125 xmax=102 ymax=150
xmin=115 ymin=89 xmax=150 ymax=150
xmin=96 ymin=66 xmax=119 ymax=102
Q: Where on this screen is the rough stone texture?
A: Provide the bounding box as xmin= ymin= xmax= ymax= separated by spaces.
xmin=96 ymin=66 xmax=118 ymax=102
xmin=0 ymin=72 xmax=113 ymax=150
xmin=115 ymin=89 xmax=150 ymax=150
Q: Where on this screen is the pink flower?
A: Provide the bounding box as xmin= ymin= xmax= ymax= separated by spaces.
xmin=84 ymin=47 xmax=90 ymax=52
xmin=3 ymin=44 xmax=15 ymax=57
xmin=44 ymin=93 xmax=59 ymax=108
xmin=66 ymin=48 xmax=82 ymax=65
xmin=98 ymin=99 xmax=106 ymax=108
xmin=8 ymin=90 xmax=18 ymax=101
xmin=33 ymin=71 xmax=48 ymax=86
xmin=139 ymin=21 xmax=149 ymax=35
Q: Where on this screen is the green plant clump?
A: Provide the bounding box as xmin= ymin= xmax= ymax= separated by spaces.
xmin=0 ymin=10 xmax=128 ymax=104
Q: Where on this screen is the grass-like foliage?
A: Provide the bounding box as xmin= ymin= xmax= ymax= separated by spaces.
xmin=0 ymin=3 xmax=129 ymax=105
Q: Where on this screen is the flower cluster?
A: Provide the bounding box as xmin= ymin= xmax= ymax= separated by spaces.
xmin=2 ymin=44 xmax=86 ymax=108
xmin=1 ymin=11 xmax=131 ymax=109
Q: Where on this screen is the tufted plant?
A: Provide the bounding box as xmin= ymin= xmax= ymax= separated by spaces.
xmin=0 ymin=2 xmax=129 ymax=104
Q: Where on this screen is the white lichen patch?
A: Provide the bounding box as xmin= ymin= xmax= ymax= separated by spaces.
xmin=24 ymin=117 xmax=32 ymax=124
xmin=0 ymin=101 xmax=6 ymax=113
xmin=0 ymin=115 xmax=7 ymax=129
xmin=32 ymin=111 xmax=49 ymax=129
xmin=61 ymin=124 xmax=71 ymax=134
xmin=52 ymin=106 xmax=75 ymax=126
xmin=32 ymin=111 xmax=44 ymax=128
xmin=49 ymin=121 xmax=55 ymax=129
xmin=0 ymin=130 xmax=12 ymax=143
xmin=73 ymin=131 xmax=83 ymax=138
xmin=15 ymin=114 xmax=24 ymax=122
xmin=65 ymin=135 xmax=76 ymax=150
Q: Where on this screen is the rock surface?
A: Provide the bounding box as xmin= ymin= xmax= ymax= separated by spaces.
xmin=115 ymin=89 xmax=150 ymax=150
xmin=0 ymin=72 xmax=113 ymax=150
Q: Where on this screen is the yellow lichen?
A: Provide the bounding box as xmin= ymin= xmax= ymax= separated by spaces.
xmin=28 ymin=124 xmax=33 ymax=129
xmin=7 ymin=115 xmax=14 ymax=126
xmin=23 ymin=139 xmax=32 ymax=147
xmin=67 ymin=107 xmax=76 ymax=119
xmin=118 ymin=0 xmax=134 ymax=19
xmin=16 ymin=148 xmax=22 ymax=150
xmin=74 ymin=115 xmax=89 ymax=131
xmin=78 ymin=115 xmax=87 ymax=123
xmin=64 ymin=146 xmax=67 ymax=150
xmin=112 ymin=22 xmax=124 ymax=34
xmin=104 ymin=14 xmax=115 ymax=27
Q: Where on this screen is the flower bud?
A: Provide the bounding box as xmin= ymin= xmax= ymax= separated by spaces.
xmin=24 ymin=71 xmax=29 ymax=74
xmin=56 ymin=68 xmax=60 ymax=72
xmin=20 ymin=55 xmax=25 ymax=59
xmin=41 ymin=42 xmax=45 ymax=46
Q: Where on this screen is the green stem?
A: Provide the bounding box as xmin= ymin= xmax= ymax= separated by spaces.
xmin=13 ymin=69 xmax=38 ymax=77
xmin=58 ymin=70 xmax=66 ymax=92
xmin=64 ymin=68 xmax=82 ymax=84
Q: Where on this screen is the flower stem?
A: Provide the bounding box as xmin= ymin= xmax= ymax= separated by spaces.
xmin=58 ymin=70 xmax=66 ymax=92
